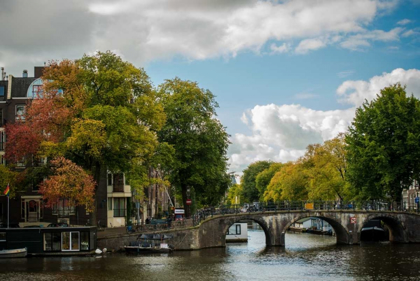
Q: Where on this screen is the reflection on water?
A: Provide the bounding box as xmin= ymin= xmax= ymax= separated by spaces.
xmin=1 ymin=229 xmax=420 ymax=280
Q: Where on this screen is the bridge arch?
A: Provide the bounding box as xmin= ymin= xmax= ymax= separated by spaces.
xmin=284 ymin=214 xmax=351 ymax=245
xmin=222 ymin=216 xmax=273 ymax=246
xmin=359 ymin=214 xmax=408 ymax=243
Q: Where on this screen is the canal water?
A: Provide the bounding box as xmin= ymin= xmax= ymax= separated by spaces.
xmin=1 ymin=229 xmax=420 ymax=280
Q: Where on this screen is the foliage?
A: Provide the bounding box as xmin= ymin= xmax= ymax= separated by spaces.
xmin=0 ymin=165 xmax=20 ymax=197
xmin=305 ymin=133 xmax=351 ymax=200
xmin=4 ymin=122 xmax=41 ymax=163
xmin=226 ymin=183 xmax=244 ymax=205
xmin=241 ymin=160 xmax=271 ymax=202
xmin=39 ymin=157 xmax=95 ymax=212
xmin=346 ymin=84 xmax=420 ymax=201
xmin=255 ymin=162 xmax=283 ymax=200
xmin=157 ymin=78 xmax=230 ymax=216
xmin=263 ymin=162 xmax=309 ymax=201
xmin=5 ymin=51 xmax=166 ymax=217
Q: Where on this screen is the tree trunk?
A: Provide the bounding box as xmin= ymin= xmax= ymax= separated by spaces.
xmin=181 ymin=185 xmax=190 ymax=218
xmin=90 ymin=163 xmax=101 ymax=227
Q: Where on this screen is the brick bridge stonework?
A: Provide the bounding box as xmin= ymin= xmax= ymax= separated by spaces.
xmin=97 ymin=211 xmax=420 ymax=251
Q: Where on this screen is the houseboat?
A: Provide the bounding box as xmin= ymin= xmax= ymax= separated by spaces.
xmin=0 ymin=226 xmax=97 ymax=256
xmin=289 ymin=217 xmax=334 ymax=235
xmin=226 ymin=223 xmax=248 ymax=242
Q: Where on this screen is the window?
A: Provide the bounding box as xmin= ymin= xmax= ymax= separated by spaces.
xmin=113 ymin=173 xmax=124 ymax=192
xmin=0 ymin=131 xmax=5 ymax=152
xmin=32 ymin=85 xmax=43 ymax=98
xmin=108 ymin=198 xmax=112 ymax=210
xmin=16 ymin=105 xmax=25 ymax=121
xmin=114 ymin=198 xmax=126 ymax=217
xmin=0 ymin=155 xmax=6 ymax=165
xmin=62 ymin=231 xmax=80 ymax=251
xmin=236 ymin=224 xmax=241 ymax=235
xmin=80 ymin=232 xmax=90 ymax=251
xmin=0 ymin=109 xmax=3 ymax=126
xmin=43 ymin=233 xmax=61 ymax=252
xmin=0 ymin=232 xmax=6 ymax=242
xmin=0 ymin=86 xmax=4 ymax=97
xmin=52 ymin=199 xmax=75 ymax=216
xmin=21 ymin=199 xmax=26 ymax=220
xmin=16 ymin=157 xmax=25 ymax=168
xmin=107 ymin=173 xmax=113 ymax=186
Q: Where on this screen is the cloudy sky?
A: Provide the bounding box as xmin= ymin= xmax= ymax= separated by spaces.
xmin=1 ymin=0 xmax=420 ymax=174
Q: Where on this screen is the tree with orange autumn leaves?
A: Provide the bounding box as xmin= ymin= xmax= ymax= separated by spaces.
xmin=39 ymin=157 xmax=96 ymax=212
xmin=4 ymin=52 xmax=167 ymax=223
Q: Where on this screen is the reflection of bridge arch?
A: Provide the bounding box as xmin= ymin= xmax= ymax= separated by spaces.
xmin=359 ymin=214 xmax=408 ymax=243
xmin=285 ymin=214 xmax=351 ymax=244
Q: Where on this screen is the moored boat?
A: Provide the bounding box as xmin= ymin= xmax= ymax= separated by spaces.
xmin=124 ymin=234 xmax=173 ymax=254
xmin=0 ymin=247 xmax=27 ymax=258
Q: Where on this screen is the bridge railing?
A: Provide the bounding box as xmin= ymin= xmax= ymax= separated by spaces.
xmin=192 ymin=200 xmax=416 ymax=226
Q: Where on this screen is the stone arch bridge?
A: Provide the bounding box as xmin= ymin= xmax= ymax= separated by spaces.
xmin=98 ymin=210 xmax=420 ymax=251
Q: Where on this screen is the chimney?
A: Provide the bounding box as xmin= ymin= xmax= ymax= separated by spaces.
xmin=1 ymin=67 xmax=5 ymax=81
xmin=23 ymin=69 xmax=28 ymax=78
xmin=34 ymin=66 xmax=46 ymax=79
xmin=7 ymin=74 xmax=13 ymax=99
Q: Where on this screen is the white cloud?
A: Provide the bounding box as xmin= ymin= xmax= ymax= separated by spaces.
xmin=402 ymin=29 xmax=420 ymax=37
xmin=229 ymin=68 xmax=420 ymax=173
xmin=340 ymin=27 xmax=403 ymax=50
xmin=295 ymin=38 xmax=327 ymax=54
xmin=0 ymin=0 xmax=402 ymax=75
xmin=240 ymin=112 xmax=249 ymax=125
xmin=228 ymin=104 xmax=355 ymax=173
xmin=337 ymin=68 xmax=420 ymax=107
xmin=397 ymin=19 xmax=412 ymax=25
xmin=270 ymin=43 xmax=291 ymax=54
xmin=338 ymin=70 xmax=355 ymax=78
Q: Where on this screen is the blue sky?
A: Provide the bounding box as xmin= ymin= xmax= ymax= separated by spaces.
xmin=1 ymin=0 xmax=419 ymax=174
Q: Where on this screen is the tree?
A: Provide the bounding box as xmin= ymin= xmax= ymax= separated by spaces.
xmin=255 ymin=162 xmax=283 ymax=200
xmin=305 ymin=134 xmax=351 ymax=201
xmin=346 ymin=84 xmax=420 ymax=201
xmin=5 ymin=51 xmax=166 ymax=224
xmin=263 ymin=162 xmax=309 ymax=201
xmin=0 ymin=165 xmax=20 ymax=197
xmin=39 ymin=157 xmax=95 ymax=211
xmin=157 ymin=78 xmax=230 ymax=217
xmin=241 ymin=161 xmax=271 ymax=202
xmin=226 ymin=183 xmax=244 ymax=205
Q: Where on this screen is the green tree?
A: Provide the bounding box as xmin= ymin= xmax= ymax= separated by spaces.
xmin=241 ymin=161 xmax=271 ymax=202
xmin=0 ymin=165 xmax=20 ymax=197
xmin=255 ymin=162 xmax=283 ymax=200
xmin=225 ymin=183 xmax=244 ymax=205
xmin=263 ymin=162 xmax=309 ymax=202
xmin=306 ymin=134 xmax=351 ymax=201
xmin=346 ymin=84 xmax=420 ymax=201
xmin=157 ymin=78 xmax=230 ymax=217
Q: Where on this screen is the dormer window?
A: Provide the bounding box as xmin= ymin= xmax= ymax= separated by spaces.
xmin=27 ymin=78 xmax=43 ymax=98
xmin=16 ymin=104 xmax=26 ymax=121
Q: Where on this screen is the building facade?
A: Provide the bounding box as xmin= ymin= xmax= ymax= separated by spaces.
xmin=402 ymin=180 xmax=420 ymax=211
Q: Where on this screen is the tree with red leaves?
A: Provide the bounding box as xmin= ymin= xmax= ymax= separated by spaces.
xmin=39 ymin=157 xmax=95 ymax=212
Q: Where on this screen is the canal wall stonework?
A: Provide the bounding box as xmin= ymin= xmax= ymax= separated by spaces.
xmin=97 ymin=211 xmax=420 ymax=251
